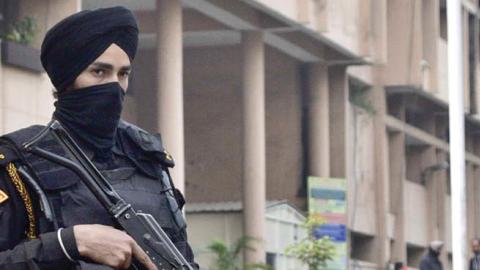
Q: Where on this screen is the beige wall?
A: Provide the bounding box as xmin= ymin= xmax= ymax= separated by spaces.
xmin=0 ymin=67 xmax=54 ymax=133
xmin=264 ymin=48 xmax=303 ymax=207
xmin=385 ymin=0 xmax=423 ymax=86
xmin=421 ymin=0 xmax=440 ymax=92
xmin=180 ymin=45 xmax=304 ymax=208
xmin=323 ymin=0 xmax=364 ymax=56
xmin=125 ymin=48 xmax=157 ymax=129
xmin=182 ymin=46 xmax=243 ymax=203
xmin=256 ymin=0 xmax=300 ymax=22
xmin=253 ymin=0 xmax=318 ymax=30
xmin=437 ymin=38 xmax=449 ymax=101
xmin=253 ymin=0 xmax=379 ymax=59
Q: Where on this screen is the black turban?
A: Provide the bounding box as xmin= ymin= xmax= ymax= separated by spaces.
xmin=40 ymin=6 xmax=139 ymax=91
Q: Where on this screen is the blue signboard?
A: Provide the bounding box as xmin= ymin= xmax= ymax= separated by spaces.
xmin=313 ymin=224 xmax=347 ymax=242
xmin=308 ymin=177 xmax=348 ymax=270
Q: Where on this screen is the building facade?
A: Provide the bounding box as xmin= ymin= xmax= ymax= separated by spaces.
xmin=1 ymin=0 xmax=480 ymax=269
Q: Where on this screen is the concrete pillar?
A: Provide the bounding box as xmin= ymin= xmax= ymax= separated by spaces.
xmin=424 ymin=145 xmax=439 ymax=240
xmin=156 ymin=0 xmax=185 ymax=192
xmin=436 ymin=150 xmax=448 ymax=269
xmin=241 ymin=31 xmax=266 ymax=265
xmin=370 ymin=68 xmax=390 ymax=268
xmin=307 ymin=64 xmax=330 ymax=177
xmin=328 ymin=66 xmax=348 ymax=178
xmin=389 ymin=130 xmax=406 ymax=262
xmin=420 ymin=115 xmax=439 ymax=241
xmin=466 ymin=162 xmax=475 ymax=241
xmin=474 ymin=139 xmax=480 ymax=238
xmin=474 ymin=165 xmax=480 ymax=237
xmin=388 ymin=95 xmax=406 ymax=263
xmin=463 ymin=9 xmax=470 ymax=113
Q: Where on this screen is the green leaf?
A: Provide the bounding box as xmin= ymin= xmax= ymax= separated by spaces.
xmin=2 ymin=16 xmax=37 ymax=45
xmin=285 ymin=214 xmax=337 ymax=270
xmin=207 ymin=237 xmax=271 ymax=270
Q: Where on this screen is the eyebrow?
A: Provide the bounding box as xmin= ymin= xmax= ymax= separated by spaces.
xmin=90 ymin=62 xmax=131 ymax=71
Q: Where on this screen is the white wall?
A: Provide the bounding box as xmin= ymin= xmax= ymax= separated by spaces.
xmin=186 ymin=212 xmax=244 ymax=269
xmin=186 ymin=206 xmax=307 ymax=270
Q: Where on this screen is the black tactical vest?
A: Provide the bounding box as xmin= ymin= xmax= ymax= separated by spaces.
xmin=0 ymin=121 xmax=187 ymax=269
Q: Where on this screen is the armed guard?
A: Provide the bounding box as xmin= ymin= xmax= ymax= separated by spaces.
xmin=0 ymin=6 xmax=198 ymax=270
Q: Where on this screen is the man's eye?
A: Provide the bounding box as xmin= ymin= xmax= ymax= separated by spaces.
xmin=92 ymin=69 xmax=105 ymax=76
xmin=119 ymin=71 xmax=130 ymax=78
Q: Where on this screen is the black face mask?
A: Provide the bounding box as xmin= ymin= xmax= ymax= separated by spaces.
xmin=53 ymin=82 xmax=125 ymax=161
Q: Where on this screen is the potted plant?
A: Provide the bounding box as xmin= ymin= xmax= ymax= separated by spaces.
xmin=207 ymin=237 xmax=271 ymax=270
xmin=1 ymin=16 xmax=42 ymax=72
xmin=285 ymin=214 xmax=337 ymax=270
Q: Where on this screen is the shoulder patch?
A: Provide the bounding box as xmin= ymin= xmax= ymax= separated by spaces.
xmin=0 ymin=145 xmax=20 ymax=167
xmin=0 ymin=189 xmax=8 ymax=204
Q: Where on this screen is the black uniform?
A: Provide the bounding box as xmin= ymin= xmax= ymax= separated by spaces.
xmin=419 ymin=249 xmax=443 ymax=270
xmin=470 ymin=253 xmax=480 ymax=270
xmin=0 ymin=120 xmax=198 ymax=269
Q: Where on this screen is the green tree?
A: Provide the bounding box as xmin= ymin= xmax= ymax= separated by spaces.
xmin=285 ymin=214 xmax=336 ymax=270
xmin=207 ymin=237 xmax=271 ymax=270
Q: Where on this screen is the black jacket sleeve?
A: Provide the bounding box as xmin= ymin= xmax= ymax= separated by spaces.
xmin=0 ymin=170 xmax=79 ymax=270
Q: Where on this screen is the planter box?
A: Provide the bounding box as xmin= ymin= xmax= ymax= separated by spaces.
xmin=1 ymin=40 xmax=43 ymax=72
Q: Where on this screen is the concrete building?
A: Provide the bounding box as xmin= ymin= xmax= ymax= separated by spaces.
xmin=2 ymin=0 xmax=480 ymax=269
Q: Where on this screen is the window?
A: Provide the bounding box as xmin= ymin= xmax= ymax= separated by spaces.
xmin=266 ymin=252 xmax=276 ymax=269
xmin=407 ymin=244 xmax=426 ymax=268
xmin=440 ymin=6 xmax=448 ymax=41
xmin=468 ymin=14 xmax=477 ymax=113
xmin=351 ymin=231 xmax=376 ymax=262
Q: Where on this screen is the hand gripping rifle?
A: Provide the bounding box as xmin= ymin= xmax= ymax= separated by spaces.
xmin=23 ymin=120 xmax=194 ymax=270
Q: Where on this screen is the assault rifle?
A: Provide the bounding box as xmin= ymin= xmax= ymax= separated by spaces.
xmin=23 ymin=120 xmax=194 ymax=270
